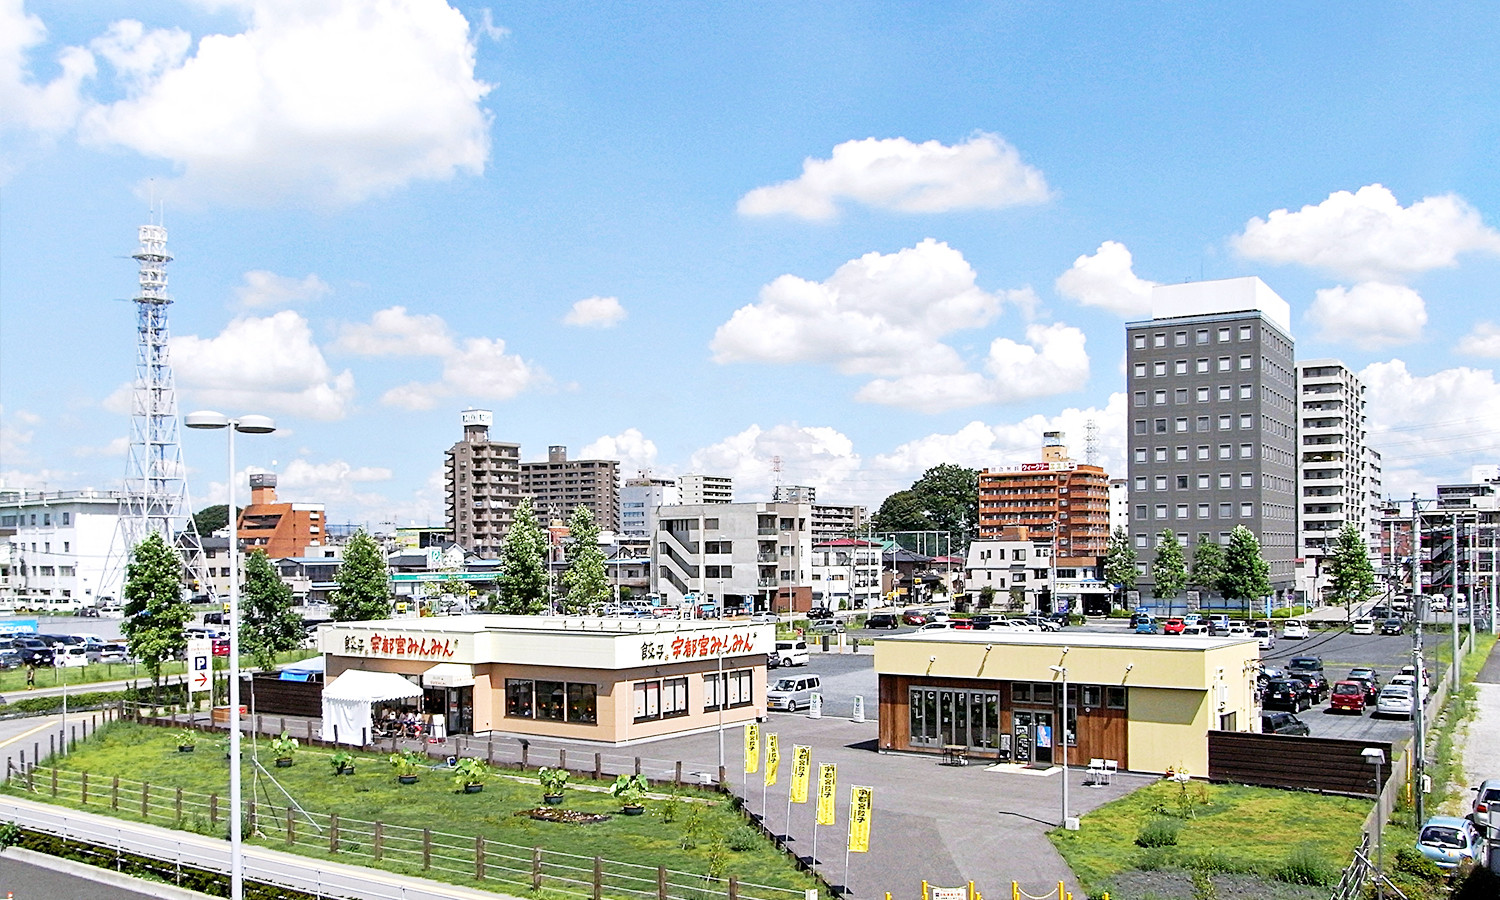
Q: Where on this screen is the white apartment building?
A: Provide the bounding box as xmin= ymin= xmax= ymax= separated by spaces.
xmin=1108 ymin=477 xmax=1129 ymax=537
xmin=963 ymin=532 xmax=1053 ymax=611
xmin=653 ymin=501 xmax=814 ymax=614
xmin=1294 ymin=360 xmax=1383 ymax=600
xmin=810 ymin=539 xmax=882 ymax=610
xmin=0 ymin=489 xmax=126 ymax=612
xmin=677 ymin=474 xmax=732 ymax=505
xmin=620 ymin=477 xmax=678 ymax=538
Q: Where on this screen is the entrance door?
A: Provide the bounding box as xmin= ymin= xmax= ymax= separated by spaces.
xmin=1033 ymin=712 xmax=1055 ymax=765
xmin=446 ymin=686 xmax=473 ymax=735
xmin=1013 ymin=711 xmax=1033 ymax=763
xmin=939 ymin=690 xmax=969 ymax=746
xmin=909 ymin=688 xmax=941 ymax=746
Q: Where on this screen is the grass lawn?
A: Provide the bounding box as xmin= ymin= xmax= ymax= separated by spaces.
xmin=0 ymin=649 xmax=316 ymax=694
xmin=1047 ymin=778 xmax=1368 ymax=895
xmin=7 ymin=721 xmax=820 ymax=899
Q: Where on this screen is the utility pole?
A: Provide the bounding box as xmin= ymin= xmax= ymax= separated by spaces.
xmin=1410 ymin=493 xmax=1426 ymax=827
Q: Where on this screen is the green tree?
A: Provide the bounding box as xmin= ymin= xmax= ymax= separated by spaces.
xmin=497 ymin=498 xmax=548 ymax=614
xmin=1103 ymin=526 xmax=1139 ymax=607
xmin=121 ymin=532 xmax=191 ymax=695
xmin=331 ymin=529 xmax=392 ymax=621
xmin=1150 ymin=531 xmax=1188 ymax=600
xmin=870 ymin=490 xmax=932 ymax=533
xmin=871 ymin=464 xmax=979 ymax=543
xmin=191 ymin=504 xmax=237 ymax=536
xmin=1219 ymin=525 xmax=1272 ymax=616
xmin=1324 ymin=524 xmax=1376 ymax=614
xmin=1190 ymin=535 xmax=1225 ymax=594
xmin=560 ymin=505 xmax=610 ymax=614
xmin=240 ymin=549 xmax=304 ymax=670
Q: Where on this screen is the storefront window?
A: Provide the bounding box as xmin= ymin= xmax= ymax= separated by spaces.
xmin=536 ymin=680 xmax=566 ymax=721
xmin=1081 ymin=685 xmax=1103 ymax=709
xmin=1032 ymin=683 xmax=1054 ymax=705
xmin=633 ymin=680 xmax=661 ymax=721
xmin=1012 ymin=683 xmax=1031 ymax=703
xmin=663 ymin=677 xmax=688 ymax=718
xmin=705 ymin=670 xmax=754 ymax=711
xmin=567 ymin=683 xmax=598 ymax=724
xmin=1106 ymin=686 xmax=1127 ymax=709
xmin=506 ymin=679 xmax=534 ymax=718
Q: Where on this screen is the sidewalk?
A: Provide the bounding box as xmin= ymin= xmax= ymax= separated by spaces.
xmin=1457 ymin=640 xmax=1500 ymax=805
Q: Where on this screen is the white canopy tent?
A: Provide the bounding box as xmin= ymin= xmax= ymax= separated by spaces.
xmin=320 ymin=669 xmax=423 ymax=746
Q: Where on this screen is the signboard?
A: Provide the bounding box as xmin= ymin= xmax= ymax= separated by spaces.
xmin=460 ymin=409 xmax=493 ymax=427
xmin=989 ymin=461 xmax=1077 ymax=474
xmin=187 ymin=638 xmax=212 ymax=697
xmin=764 ymin=733 xmax=780 ymax=787
xmin=637 ymin=630 xmax=759 ymax=663
xmin=789 ymin=745 xmax=812 ymax=803
xmin=744 ymin=724 xmax=760 ymax=775
xmin=815 ymin=763 xmax=837 ymax=825
xmin=931 ymin=889 xmax=967 ymax=900
xmin=847 ymin=786 xmax=873 ymax=853
xmin=342 ymin=632 xmax=457 ymax=659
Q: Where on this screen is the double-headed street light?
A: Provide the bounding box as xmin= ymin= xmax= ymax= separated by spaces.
xmin=185 ymin=411 xmax=275 ymax=900
xmin=1050 ymin=648 xmax=1076 ymax=830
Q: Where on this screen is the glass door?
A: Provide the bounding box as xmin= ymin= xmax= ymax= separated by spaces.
xmin=909 ymin=687 xmax=941 ymax=746
xmin=1033 ymin=712 xmax=1055 ymax=765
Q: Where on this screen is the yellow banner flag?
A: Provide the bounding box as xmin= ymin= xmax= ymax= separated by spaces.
xmin=744 ymin=724 xmax=760 ymax=774
xmin=815 ymin=763 xmax=837 ymax=825
xmin=789 ymin=745 xmax=812 ymax=803
xmin=847 ymin=785 xmax=873 ymax=853
xmin=764 ymin=733 xmax=780 ymax=787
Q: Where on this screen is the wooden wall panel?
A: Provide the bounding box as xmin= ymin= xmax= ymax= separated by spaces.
xmin=1208 ymin=731 xmax=1394 ymax=795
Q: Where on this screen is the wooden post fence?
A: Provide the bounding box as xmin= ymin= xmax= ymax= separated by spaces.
xmin=475 ymin=835 xmax=486 ymax=880
xmin=594 ymin=752 xmax=602 ymax=780
xmin=175 ymin=787 xmax=183 ymax=823
xmin=111 ymin=776 xmax=119 ymax=811
xmin=80 ymin=772 xmax=88 ymax=805
xmin=657 ymin=866 xmax=668 ymax=900
xmin=593 ymin=856 xmax=603 ymax=900
xmin=374 ymin=822 xmax=383 ymax=860
xmin=50 ymin=768 xmax=57 ymax=797
xmin=286 ymin=809 xmax=296 ymax=845
xmin=532 ymin=848 xmax=543 ymax=892
xmin=330 ymin=814 xmax=339 ymax=853
xmin=422 ymin=827 xmax=432 ymax=870
xmin=210 ymin=793 xmax=218 ymax=827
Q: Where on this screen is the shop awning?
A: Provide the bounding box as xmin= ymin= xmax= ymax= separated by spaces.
xmin=422 ymin=663 xmax=475 ymax=688
xmin=323 ymin=669 xmax=423 ymax=702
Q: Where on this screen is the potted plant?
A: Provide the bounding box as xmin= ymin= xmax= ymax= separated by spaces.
xmin=329 ymin=750 xmax=356 ymax=776
xmin=175 ymin=729 xmax=197 ymax=753
xmin=270 ymin=731 xmax=299 ymax=768
xmin=389 ymin=749 xmax=425 ymax=784
xmin=538 ymin=766 xmax=570 ymax=804
xmin=452 ymin=757 xmax=489 ymax=794
xmin=611 ymin=773 xmax=649 ymax=815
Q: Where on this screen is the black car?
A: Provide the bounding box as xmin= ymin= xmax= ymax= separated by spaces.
xmin=1261 ymin=711 xmax=1311 ymax=736
xmin=864 ymin=613 xmax=900 ymax=629
xmin=806 ymin=607 xmax=834 ymax=621
xmin=15 ymin=639 xmax=53 ymax=667
xmin=1263 ymin=678 xmax=1312 ymax=711
xmin=75 ymin=606 xmax=100 ymax=618
xmin=1379 ymin=617 xmax=1404 ymax=636
xmin=203 ymin=611 xmax=228 ymax=626
xmin=1298 ymin=672 xmax=1331 ymax=703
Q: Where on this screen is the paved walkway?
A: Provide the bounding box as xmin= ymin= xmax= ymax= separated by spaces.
xmin=1459 ymin=640 xmax=1500 ymax=803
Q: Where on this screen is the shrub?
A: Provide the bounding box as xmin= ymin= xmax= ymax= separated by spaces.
xmin=659 ymin=791 xmax=680 ymax=823
xmin=1135 ymin=818 xmax=1181 ymax=848
xmin=1134 ymin=847 xmax=1174 ymax=870
xmin=726 ymin=825 xmax=760 ymax=851
xmin=1392 ymin=846 xmax=1444 ymax=881
xmin=705 ymin=836 xmax=729 ymax=880
xmin=679 ymin=804 xmax=704 ymax=850
xmin=1272 ymin=843 xmax=1333 ymax=886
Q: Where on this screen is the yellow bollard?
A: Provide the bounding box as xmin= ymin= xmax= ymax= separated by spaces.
xmin=923 ymin=881 xmax=930 ymax=900
xmin=968 ymin=880 xmax=975 ymax=900
xmin=1057 ymin=882 xmax=1065 ymax=900
xmin=1013 ymin=882 xmax=1020 ymax=900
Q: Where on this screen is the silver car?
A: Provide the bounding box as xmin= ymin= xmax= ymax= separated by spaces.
xmin=1374 ymin=685 xmax=1414 ymax=719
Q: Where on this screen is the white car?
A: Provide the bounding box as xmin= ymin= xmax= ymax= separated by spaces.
xmin=1351 ymin=619 xmax=1376 ymax=635
xmin=1282 ymin=620 xmax=1309 ymax=639
xmin=1227 ymin=622 xmax=1249 ymax=637
xmin=1254 ymin=627 xmax=1276 ymax=650
xmin=1375 ymin=685 xmax=1414 ymax=719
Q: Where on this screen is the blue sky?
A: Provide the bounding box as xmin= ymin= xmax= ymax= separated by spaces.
xmin=4 ymin=1 xmax=1500 ymax=528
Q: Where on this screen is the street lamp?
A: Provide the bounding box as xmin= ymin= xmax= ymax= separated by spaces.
xmin=1362 ymin=747 xmax=1386 ymax=900
xmin=185 ymin=411 xmax=275 ymax=900
xmin=1050 ymin=649 xmax=1076 ymax=830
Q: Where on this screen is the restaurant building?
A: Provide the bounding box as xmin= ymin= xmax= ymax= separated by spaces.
xmin=318 ymin=615 xmax=774 ymax=745
xmin=874 ymin=631 xmax=1259 ymax=775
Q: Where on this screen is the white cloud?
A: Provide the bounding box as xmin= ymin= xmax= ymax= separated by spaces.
xmin=0 ymin=0 xmax=95 ymax=140
xmin=1456 ymin=322 xmax=1500 ymax=358
xmin=72 ymin=436 xmax=130 ymax=459
xmin=335 ymin=306 xmax=546 ymax=409
xmin=563 ymin=295 xmax=626 ymax=328
xmin=0 ymin=404 xmax=38 ymax=467
xmin=737 ymin=133 xmax=1050 ymax=221
xmin=172 ymin=310 xmax=356 ymax=419
xmin=1361 ymin=359 xmax=1500 ymax=498
xmin=580 ymin=428 xmax=657 ymax=477
xmin=234 ymin=269 xmax=331 ymax=308
xmin=1054 ymin=240 xmax=1155 ymax=317
xmin=688 ymin=424 xmax=862 ymax=501
xmin=1232 ymin=184 xmax=1500 ymax=281
xmin=1307 ymin=282 xmax=1427 ymax=349
xmin=712 ymin=239 xmax=1072 ymax=410
xmin=77 ymin=0 xmax=491 ymax=206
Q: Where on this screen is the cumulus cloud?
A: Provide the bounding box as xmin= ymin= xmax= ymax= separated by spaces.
xmin=234 ymin=270 xmax=332 ymax=308
xmin=1456 ymin=322 xmax=1500 ymax=358
xmin=712 ymin=239 xmax=1072 ymax=410
xmin=1233 ymin=184 xmax=1500 ymax=281
xmin=1055 ymin=241 xmax=1155 ymax=317
xmin=563 ymin=296 xmax=626 ymax=328
xmin=0 ymin=0 xmax=95 ymax=140
xmin=580 ymin=428 xmax=657 ymax=477
xmin=173 ymin=310 xmax=356 ymax=419
xmin=1361 ymin=359 xmax=1500 ymax=497
xmin=72 ymin=436 xmax=130 ymax=459
xmin=737 ymin=133 xmax=1050 ymax=221
xmin=75 ymin=0 xmax=491 ymax=206
xmin=1306 ymin=282 xmax=1427 ymax=349
xmin=334 ymin=306 xmax=546 ymax=409
xmin=688 ymin=424 xmax=862 ymax=501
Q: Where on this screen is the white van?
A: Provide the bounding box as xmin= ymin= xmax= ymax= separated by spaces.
xmin=766 ymin=674 xmax=821 ymax=712
xmin=771 ymin=640 xmax=809 ymax=667
xmin=55 ymin=645 xmax=90 ymax=668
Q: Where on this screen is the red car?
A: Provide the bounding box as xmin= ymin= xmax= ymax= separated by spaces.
xmin=211 ymin=638 xmax=230 ymax=657
xmin=901 ymin=610 xmax=929 ymax=626
xmin=1162 ymin=618 xmax=1186 ymax=635
xmin=1330 ymin=680 xmax=1366 ymax=713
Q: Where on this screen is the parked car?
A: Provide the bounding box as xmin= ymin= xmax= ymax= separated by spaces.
xmin=1287 ymin=655 xmax=1324 ymax=676
xmin=864 ymin=613 xmax=899 ymax=629
xmin=54 ymin=645 xmax=89 ymax=668
xmin=1415 ymin=816 xmax=1481 ymax=869
xmin=1181 ymin=621 xmax=1208 ymax=635
xmin=1129 ymin=612 xmax=1153 ymax=628
xmin=98 ymin=642 xmax=130 ymax=665
xmin=772 ymin=640 xmax=809 ymax=667
xmin=1299 ymin=672 xmax=1331 ymax=703
xmin=212 ymin=638 xmax=231 ymax=657
xmin=1470 ymin=778 xmax=1500 ymax=824
xmin=1375 ymin=685 xmax=1415 ymax=719
xmin=1351 ymin=618 xmax=1376 ymax=635
xmin=920 ymin=620 xmax=951 ymax=631
xmin=203 ymin=611 xmax=228 ymax=626
xmin=1207 ymin=614 xmax=1231 ymax=634
xmin=1254 ymin=627 xmax=1276 ymax=650
xmin=1162 ymin=618 xmax=1186 ymax=635
xmin=766 ymin=674 xmax=822 ymax=712
xmin=1134 ymin=617 xmax=1157 ymax=634
xmin=1330 ymin=681 xmax=1367 ymax=713
xmin=806 ymin=607 xmax=834 ymax=621
xmin=749 ymin=613 xmax=780 ymax=625
xmin=1282 ymin=620 xmax=1310 ymax=639
xmin=901 ymin=610 xmax=929 ymax=626
xmin=1398 ymin=664 xmax=1432 ymax=693
xmin=15 ymin=639 xmax=53 ymax=667
xmin=1023 ymin=615 xmax=1061 ymax=632
xmin=1261 ymin=711 xmax=1311 ymax=736
xmin=1369 ymin=605 xmax=1391 ymax=620
xmin=1379 ymin=617 xmax=1405 ymax=636
xmin=1347 ymin=667 xmax=1382 ymax=702
xmin=1263 ymin=679 xmax=1312 ymax=711
xmin=75 ymin=606 xmax=100 ymax=618
xmin=1226 ymin=621 xmax=1250 ymax=637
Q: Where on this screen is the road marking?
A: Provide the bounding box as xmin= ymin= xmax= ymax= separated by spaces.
xmin=0 ymin=718 xmax=61 ymax=751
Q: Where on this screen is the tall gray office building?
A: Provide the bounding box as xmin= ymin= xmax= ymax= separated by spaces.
xmin=1125 ymin=277 xmax=1297 ymax=598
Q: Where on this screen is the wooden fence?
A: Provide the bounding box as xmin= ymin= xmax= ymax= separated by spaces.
xmin=1206 ymin=731 xmax=1397 ymax=796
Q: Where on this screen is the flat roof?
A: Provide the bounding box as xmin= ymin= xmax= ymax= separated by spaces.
xmin=325 ymin=614 xmax=758 ymax=639
xmin=881 ymin=630 xmax=1257 ymax=652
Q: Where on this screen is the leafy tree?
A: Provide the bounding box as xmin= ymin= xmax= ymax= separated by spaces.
xmin=1324 ymin=524 xmax=1376 ymax=614
xmin=497 ymin=498 xmax=548 ymax=615
xmin=560 ymin=505 xmax=609 ymax=614
xmin=1190 ymin=536 xmax=1225 ymax=594
xmin=979 ymin=585 xmax=997 ymax=608
xmin=1103 ymin=526 xmax=1139 ymax=606
xmin=191 ymin=504 xmax=237 ymax=536
xmin=331 ymin=529 xmax=392 ymax=621
xmin=122 ymin=532 xmax=191 ymax=695
xmin=870 ymin=490 xmax=932 ymax=533
xmin=1150 ymin=531 xmax=1188 ymax=600
xmin=240 ymin=549 xmax=303 ymax=670
xmin=871 ymin=464 xmax=979 ymax=543
xmin=1219 ymin=525 xmax=1272 ymax=615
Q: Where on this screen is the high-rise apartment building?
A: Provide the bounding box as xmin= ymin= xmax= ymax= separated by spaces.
xmin=1125 ymin=277 xmax=1298 ymax=597
xmin=445 ymin=409 xmax=521 ymax=558
xmin=520 ymin=446 xmax=621 ymax=530
xmin=1295 ymin=360 xmax=1382 ymax=566
xmin=976 ymin=433 xmax=1110 ymax=558
xmin=678 ymin=474 xmax=732 ymax=505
